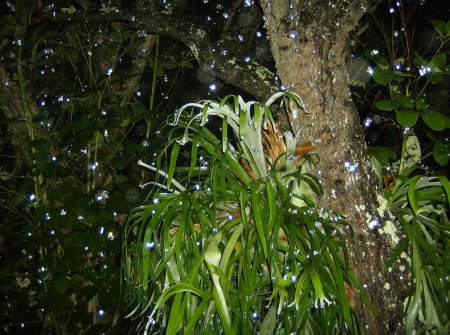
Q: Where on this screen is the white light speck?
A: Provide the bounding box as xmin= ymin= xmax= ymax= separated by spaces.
xmin=368 ymin=218 xmax=379 ymax=229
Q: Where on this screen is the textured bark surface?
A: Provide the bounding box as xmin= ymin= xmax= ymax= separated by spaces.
xmin=261 ymin=1 xmax=407 ymax=333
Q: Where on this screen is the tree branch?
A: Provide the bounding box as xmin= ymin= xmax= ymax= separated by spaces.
xmin=135 ymin=2 xmax=278 ymax=101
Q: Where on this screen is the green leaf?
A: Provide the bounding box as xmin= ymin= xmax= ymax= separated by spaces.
xmin=421 ymin=110 xmax=449 ymax=131
xmin=372 ymin=67 xmax=394 ymax=85
xmin=427 ymin=72 xmax=443 ymax=84
xmin=415 ymin=99 xmax=429 ymax=110
xmin=188 ymin=134 xmax=199 ymax=181
xmin=222 ymin=117 xmax=228 ymax=152
xmin=164 ymin=61 xmax=178 ymax=70
xmin=385 ymin=239 xmax=409 ymax=269
xmin=392 ymin=93 xmax=414 ymax=109
xmin=166 ymin=293 xmax=186 ymax=335
xmin=260 ymin=306 xmax=277 ymax=335
xmin=431 ymin=19 xmax=446 ymax=38
xmin=375 ymin=100 xmax=400 ymax=111
xmin=30 ymin=139 xmax=52 ymax=153
xmin=407 ymin=177 xmax=420 ymax=214
xmin=266 ymin=182 xmax=276 ymax=234
xmin=429 ymin=53 xmax=447 ymax=68
xmin=372 ymin=54 xmax=390 ymax=70
xmin=433 ymin=143 xmax=449 ymax=166
xmin=219 ymin=225 xmax=243 ymax=273
xmin=167 ymin=142 xmax=180 ymax=190
xmin=368 ymin=146 xmax=398 ymax=165
xmin=181 ymin=60 xmax=193 ymax=69
xmin=437 ymin=176 xmax=450 ymax=206
xmin=396 ymin=109 xmax=420 ymax=127
xmin=201 ymin=103 xmax=209 ymax=126
xmin=251 ymin=183 xmax=267 ymax=258
xmin=239 ymin=109 xmax=247 ymax=138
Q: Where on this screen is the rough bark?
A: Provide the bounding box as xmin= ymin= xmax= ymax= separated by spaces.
xmin=261 ymin=1 xmax=407 ymax=333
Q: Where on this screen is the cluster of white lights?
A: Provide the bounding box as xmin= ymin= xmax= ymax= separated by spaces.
xmin=344 ymin=160 xmax=357 ymax=172
xmin=418 ymin=65 xmax=431 ymax=77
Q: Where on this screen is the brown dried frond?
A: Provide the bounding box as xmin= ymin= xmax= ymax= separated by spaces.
xmin=294 ymin=140 xmax=316 ymax=160
xmin=240 ymin=120 xmax=317 ymax=179
xmin=262 ymin=121 xmax=286 ymax=165
xmin=240 ymin=157 xmax=258 ymax=181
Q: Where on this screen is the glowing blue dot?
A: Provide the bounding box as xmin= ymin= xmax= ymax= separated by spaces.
xmin=90 ymin=162 xmax=98 ymax=170
xmin=145 ymin=241 xmax=155 ymax=249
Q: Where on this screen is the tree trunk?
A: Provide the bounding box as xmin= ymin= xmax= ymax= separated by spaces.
xmin=261 ymin=1 xmax=407 ymax=333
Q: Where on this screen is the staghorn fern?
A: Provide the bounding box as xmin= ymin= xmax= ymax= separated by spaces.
xmin=121 ymin=92 xmax=369 ymax=335
xmin=385 ymin=174 xmax=450 ymax=334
